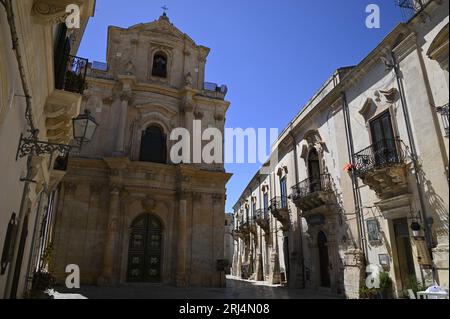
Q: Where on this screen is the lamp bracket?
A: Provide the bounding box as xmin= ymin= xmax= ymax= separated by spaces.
xmin=15 ymin=133 xmax=72 ymax=161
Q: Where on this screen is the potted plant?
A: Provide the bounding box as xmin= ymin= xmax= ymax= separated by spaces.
xmin=343 ymin=163 xmax=356 ymax=174
xmin=359 ymin=286 xmax=378 ymax=299
xmin=378 ymin=272 xmax=393 ymax=299
xmin=24 ymin=270 xmax=56 ymax=299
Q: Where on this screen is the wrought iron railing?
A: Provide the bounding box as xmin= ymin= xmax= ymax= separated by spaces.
xmin=353 ymin=138 xmax=407 ymax=177
xmin=56 ymin=55 xmax=88 ymax=94
xmin=291 ymin=174 xmax=332 ymax=199
xmin=254 ymin=208 xmax=269 ymax=221
xmin=396 ymin=0 xmax=430 ymax=19
xmin=436 ymin=103 xmax=449 ymax=138
xmin=269 ymin=196 xmax=288 ymax=211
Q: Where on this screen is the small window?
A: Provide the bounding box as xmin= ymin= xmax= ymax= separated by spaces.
xmin=152 ymin=52 xmax=167 ymax=78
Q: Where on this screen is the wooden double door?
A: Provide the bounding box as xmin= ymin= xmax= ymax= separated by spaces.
xmin=127 ymin=214 xmax=162 ymax=283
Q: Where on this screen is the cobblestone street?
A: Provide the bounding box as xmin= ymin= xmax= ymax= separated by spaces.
xmin=50 ymin=276 xmax=342 ymax=299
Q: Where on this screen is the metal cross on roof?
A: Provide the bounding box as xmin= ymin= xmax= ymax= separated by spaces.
xmin=161 ymin=5 xmax=169 ymax=14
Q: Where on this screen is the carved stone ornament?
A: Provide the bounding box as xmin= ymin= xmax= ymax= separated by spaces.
xmin=184 ymin=72 xmax=193 ymax=87
xmin=379 ymin=88 xmax=398 ymax=104
xmin=142 ymin=196 xmax=156 ymax=211
xmin=32 ymin=0 xmax=83 ymax=25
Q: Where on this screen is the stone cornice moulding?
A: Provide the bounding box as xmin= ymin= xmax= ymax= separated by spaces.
xmin=392 ymin=33 xmax=417 ymax=63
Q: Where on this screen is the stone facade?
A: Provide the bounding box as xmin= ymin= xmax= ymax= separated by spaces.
xmin=232 ymin=0 xmax=448 ymax=298
xmin=0 ymin=0 xmax=95 ymax=298
xmin=224 ymin=214 xmax=234 ymax=273
xmin=49 ymin=14 xmax=232 ymax=288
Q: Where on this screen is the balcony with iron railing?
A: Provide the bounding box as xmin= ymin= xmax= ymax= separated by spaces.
xmin=238 ymin=221 xmax=251 ymax=236
xmin=254 ymin=208 xmax=270 ymax=233
xmin=44 ymin=55 xmax=89 ymax=144
xmin=291 ymin=174 xmax=335 ymax=213
xmin=55 ymin=55 xmax=89 ymax=95
xmin=268 ymin=196 xmax=290 ymax=230
xmin=436 ymin=103 xmax=449 ymax=138
xmin=354 ymin=138 xmax=410 ymax=199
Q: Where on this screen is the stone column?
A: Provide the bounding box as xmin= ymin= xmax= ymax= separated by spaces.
xmin=176 ymin=192 xmax=188 ymax=287
xmin=115 ymin=94 xmax=130 ymax=155
xmin=236 ymin=239 xmax=242 ymax=278
xmin=269 ymin=217 xmax=281 ymax=284
xmin=255 ymin=228 xmax=264 ymax=281
xmin=116 ymin=75 xmax=136 ymax=156
xmin=98 ymin=184 xmax=121 ymax=285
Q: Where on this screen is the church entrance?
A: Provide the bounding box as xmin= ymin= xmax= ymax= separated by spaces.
xmin=127 ymin=214 xmax=162 ymax=283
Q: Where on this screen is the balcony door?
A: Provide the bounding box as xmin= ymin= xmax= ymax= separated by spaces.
xmin=263 ymin=193 xmax=269 ymax=218
xmin=369 ymin=112 xmax=397 ymax=166
xmin=308 ymin=149 xmax=321 ymax=193
xmin=280 ymin=177 xmax=288 ymax=208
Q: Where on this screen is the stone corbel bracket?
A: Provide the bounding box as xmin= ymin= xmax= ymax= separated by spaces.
xmin=32 ymin=0 xmax=83 ymax=25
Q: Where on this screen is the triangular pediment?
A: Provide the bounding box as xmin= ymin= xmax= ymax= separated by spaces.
xmin=126 ymin=15 xmax=196 ymax=45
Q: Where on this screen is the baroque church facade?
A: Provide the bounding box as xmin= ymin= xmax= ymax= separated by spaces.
xmin=49 ymin=13 xmax=231 ymax=287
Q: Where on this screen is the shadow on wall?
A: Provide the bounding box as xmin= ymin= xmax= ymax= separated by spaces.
xmin=417 ymin=165 xmax=449 ymax=243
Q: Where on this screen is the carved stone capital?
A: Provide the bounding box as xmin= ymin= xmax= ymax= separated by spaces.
xmin=214 ymin=113 xmax=224 ymax=122
xmin=194 ymin=110 xmax=204 ymax=120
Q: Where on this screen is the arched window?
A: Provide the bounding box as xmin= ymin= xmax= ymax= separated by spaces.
xmin=151 ymin=52 xmax=167 ymax=78
xmin=308 ymin=148 xmax=321 ymax=192
xmin=140 ymin=125 xmax=167 ymax=164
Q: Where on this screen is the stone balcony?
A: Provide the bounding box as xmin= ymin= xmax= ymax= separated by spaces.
xmin=269 ymin=196 xmax=290 ymax=231
xmin=45 ymin=55 xmax=89 ymax=144
xmin=291 ymin=174 xmax=335 ymax=217
xmin=254 ymin=209 xmax=270 ymax=233
xmin=354 ymin=139 xmax=410 ymax=200
xmin=248 ymin=219 xmax=258 ymax=235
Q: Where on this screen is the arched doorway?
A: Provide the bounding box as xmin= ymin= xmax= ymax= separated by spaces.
xmin=139 ymin=125 xmax=167 ymax=164
xmin=308 ymin=148 xmax=321 ymax=193
xmin=127 ymin=214 xmax=163 ymax=283
xmin=317 ymin=231 xmax=331 ymax=288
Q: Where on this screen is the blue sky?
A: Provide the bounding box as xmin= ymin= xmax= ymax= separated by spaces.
xmin=78 ymin=0 xmax=409 ymax=213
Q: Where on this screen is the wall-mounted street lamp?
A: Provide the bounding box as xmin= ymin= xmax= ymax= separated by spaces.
xmin=72 ymin=109 xmax=99 ymax=149
xmin=410 ymin=221 xmax=422 ymax=238
xmin=16 ymin=109 xmax=99 ymax=162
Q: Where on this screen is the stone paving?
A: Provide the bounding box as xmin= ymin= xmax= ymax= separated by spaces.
xmin=50 ymin=275 xmax=342 ymax=299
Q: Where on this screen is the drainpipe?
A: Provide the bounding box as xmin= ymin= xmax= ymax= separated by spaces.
xmin=341 ymin=92 xmax=368 ymax=263
xmin=289 ymin=130 xmax=306 ymax=288
xmin=391 ymin=52 xmax=434 ymax=274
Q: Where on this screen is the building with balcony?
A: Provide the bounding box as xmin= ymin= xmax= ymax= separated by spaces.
xmin=232 ymin=0 xmax=448 ymax=298
xmin=0 ymin=0 xmax=95 ymax=298
xmin=47 ymin=13 xmax=232 ymax=288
